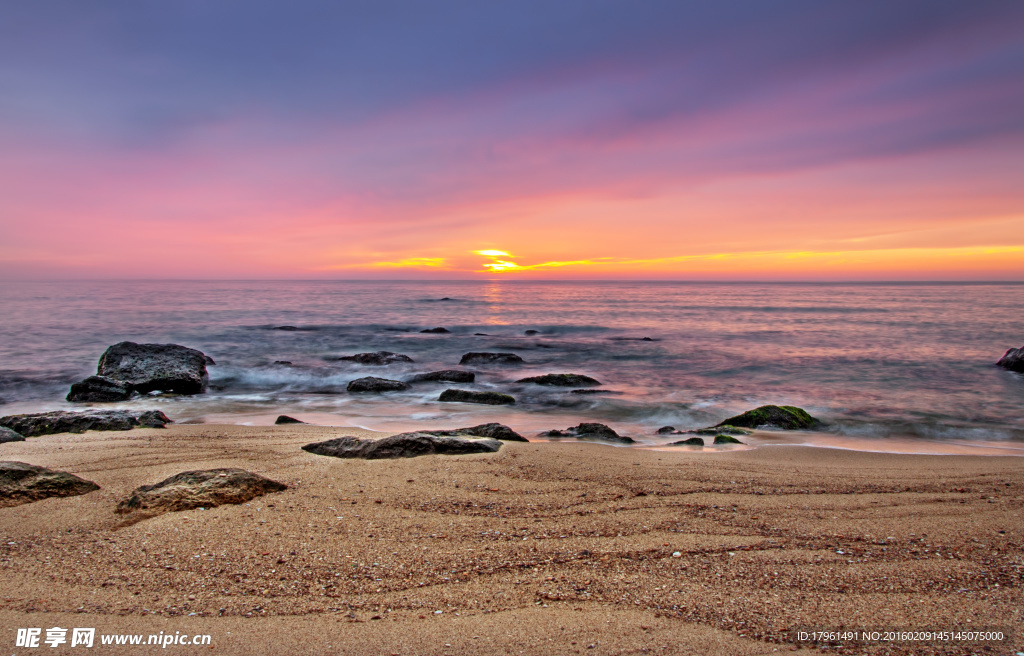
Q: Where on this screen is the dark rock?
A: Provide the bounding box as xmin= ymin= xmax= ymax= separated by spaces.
xmin=570 ymin=389 xmax=620 ymax=395
xmin=714 ymin=405 xmax=822 ymax=430
xmin=347 ymin=377 xmax=411 ymax=393
xmin=539 ymin=423 xmax=635 ymax=444
xmin=273 ymin=361 xmax=293 ymax=366
xmin=656 ymin=426 xmax=677 ymax=434
xmin=439 ymin=297 xmax=453 ymax=301
xmin=669 ymin=437 xmax=705 ymax=446
xmin=334 ymin=351 xmax=414 ymax=365
xmin=96 ymin=342 xmax=214 ymax=395
xmin=420 ymin=327 xmax=450 ymax=334
xmin=408 ymin=370 xmax=476 ymax=384
xmin=609 ymin=337 xmax=657 ymax=341
xmin=273 ymin=326 xmax=299 ymax=331
xmin=66 ymin=375 xmax=133 ymax=402
xmin=691 ymin=425 xmax=753 ymax=436
xmin=516 ymin=373 xmax=600 ymax=387
xmin=524 ymin=330 xmax=539 ymax=335
xmin=302 ymin=433 xmax=502 ymax=459
xmin=0 ymin=410 xmax=172 ymax=437
xmin=997 ymin=346 xmax=1024 ymax=373
xmin=275 ymin=415 xmax=305 ymax=425
xmin=0 ymin=461 xmax=100 ymax=507
xmin=459 ymin=352 xmax=524 ymax=365
xmin=0 ymin=427 xmax=25 ymax=443
xmin=474 ymin=333 xmax=490 ymax=336
xmin=438 ymin=389 xmax=515 ymax=405
xmin=418 ymin=422 xmax=527 ymax=442
xmin=115 ymin=468 xmax=286 ymax=516
xmin=713 ymin=435 xmax=743 ymax=444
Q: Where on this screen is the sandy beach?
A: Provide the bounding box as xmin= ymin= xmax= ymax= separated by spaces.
xmin=1 ymin=424 xmax=1022 ymax=655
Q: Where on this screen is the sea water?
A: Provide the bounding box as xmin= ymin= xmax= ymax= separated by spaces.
xmin=1 ymin=280 xmax=1022 ymax=453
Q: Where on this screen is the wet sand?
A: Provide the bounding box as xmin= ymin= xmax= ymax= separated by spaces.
xmin=1 ymin=424 xmax=1022 ymax=655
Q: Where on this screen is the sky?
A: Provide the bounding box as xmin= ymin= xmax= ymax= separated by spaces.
xmin=1 ymin=0 xmax=1023 ymax=280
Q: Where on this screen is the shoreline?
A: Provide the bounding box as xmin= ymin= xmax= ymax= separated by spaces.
xmin=1 ymin=424 xmax=1022 ymax=654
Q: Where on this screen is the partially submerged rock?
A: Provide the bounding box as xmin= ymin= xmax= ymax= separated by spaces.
xmin=669 ymin=437 xmax=704 ymax=446
xmin=540 ymin=422 xmax=635 ymax=444
xmin=656 ymin=426 xmax=677 ymax=434
xmin=417 ymin=422 xmax=527 ymax=442
xmin=334 ymin=351 xmax=414 ymax=365
xmin=459 ymin=352 xmax=524 ymax=365
xmin=302 ymin=433 xmax=502 ymax=459
xmin=0 ymin=427 xmax=25 ymax=443
xmin=997 ymin=346 xmax=1024 ymax=373
xmin=0 ymin=461 xmax=100 ymax=507
xmin=66 ymin=375 xmax=133 ymax=402
xmin=438 ymin=389 xmax=515 ymax=405
xmin=420 ymin=327 xmax=450 ymax=334
xmin=115 ymin=468 xmax=286 ymax=516
xmin=275 ymin=415 xmax=305 ymax=425
xmin=713 ymin=435 xmax=743 ymax=445
xmin=524 ymin=329 xmax=539 ymax=335
xmin=96 ymin=342 xmax=214 ymax=395
xmin=347 ymin=376 xmax=411 ymax=393
xmin=0 ymin=410 xmax=172 ymax=437
xmin=408 ymin=370 xmax=476 ymax=383
xmin=691 ymin=425 xmax=753 ymax=436
xmin=714 ymin=405 xmax=822 ymax=430
xmin=516 ymin=373 xmax=600 ymax=387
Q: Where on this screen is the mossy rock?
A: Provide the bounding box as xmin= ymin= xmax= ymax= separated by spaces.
xmin=713 ymin=435 xmax=743 ymax=445
xmin=714 ymin=405 xmax=822 ymax=430
xmin=669 ymin=437 xmax=704 ymax=446
xmin=692 ymin=425 xmax=752 ymax=436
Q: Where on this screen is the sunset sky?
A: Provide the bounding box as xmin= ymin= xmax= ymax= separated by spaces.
xmin=1 ymin=1 xmax=1023 ymax=280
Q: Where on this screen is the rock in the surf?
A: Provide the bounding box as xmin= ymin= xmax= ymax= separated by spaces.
xmin=656 ymin=426 xmax=677 ymax=434
xmin=417 ymin=422 xmax=527 ymax=442
xmin=420 ymin=327 xmax=450 ymax=334
xmin=275 ymin=415 xmax=305 ymax=425
xmin=714 ymin=405 xmax=822 ymax=430
xmin=997 ymin=345 xmax=1024 ymax=373
xmin=334 ymin=351 xmax=414 ymax=365
xmin=408 ymin=370 xmax=476 ymax=383
xmin=66 ymin=375 xmax=133 ymax=402
xmin=516 ymin=373 xmax=600 ymax=387
xmin=713 ymin=435 xmax=743 ymax=444
xmin=540 ymin=422 xmax=635 ymax=444
xmin=303 ymin=433 xmax=502 ymax=459
xmin=438 ymin=389 xmax=515 ymax=405
xmin=0 ymin=461 xmax=100 ymax=507
xmin=459 ymin=352 xmax=524 ymax=365
xmin=691 ymin=425 xmax=753 ymax=436
xmin=669 ymin=437 xmax=704 ymax=446
xmin=347 ymin=377 xmax=411 ymax=393
xmin=115 ymin=468 xmax=286 ymax=516
xmin=0 ymin=410 xmax=172 ymax=437
xmin=94 ymin=342 xmax=214 ymax=395
xmin=0 ymin=427 xmax=25 ymax=443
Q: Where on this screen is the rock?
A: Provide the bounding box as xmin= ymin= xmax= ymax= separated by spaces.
xmin=459 ymin=352 xmax=524 ymax=365
xmin=0 ymin=427 xmax=25 ymax=443
xmin=516 ymin=373 xmax=600 ymax=387
xmin=997 ymin=346 xmax=1024 ymax=373
xmin=539 ymin=423 xmax=635 ymax=444
xmin=275 ymin=415 xmax=305 ymax=425
xmin=408 ymin=370 xmax=476 ymax=383
xmin=334 ymin=351 xmax=414 ymax=365
xmin=474 ymin=333 xmax=490 ymax=336
xmin=302 ymin=433 xmax=502 ymax=459
xmin=347 ymin=377 xmax=411 ymax=393
xmin=0 ymin=461 xmax=100 ymax=507
xmin=691 ymin=425 xmax=753 ymax=436
xmin=714 ymin=405 xmax=822 ymax=430
xmin=669 ymin=437 xmax=704 ymax=446
xmin=713 ymin=435 xmax=743 ymax=444
xmin=570 ymin=389 xmax=619 ymax=395
xmin=273 ymin=326 xmax=299 ymax=331
xmin=0 ymin=410 xmax=172 ymax=437
xmin=115 ymin=468 xmax=286 ymax=516
xmin=96 ymin=342 xmax=214 ymax=395
xmin=420 ymin=327 xmax=450 ymax=334
xmin=418 ymin=422 xmax=527 ymax=442
xmin=273 ymin=361 xmax=293 ymax=366
xmin=438 ymin=389 xmax=515 ymax=405
xmin=66 ymin=375 xmax=133 ymax=402
xmin=524 ymin=330 xmax=539 ymax=335
xmin=656 ymin=426 xmax=677 ymax=434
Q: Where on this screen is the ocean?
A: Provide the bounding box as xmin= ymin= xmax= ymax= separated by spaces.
xmin=1 ymin=280 xmax=1022 ymax=454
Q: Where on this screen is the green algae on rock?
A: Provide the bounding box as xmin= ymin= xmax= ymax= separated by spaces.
xmin=715 ymin=405 xmax=822 ymax=430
